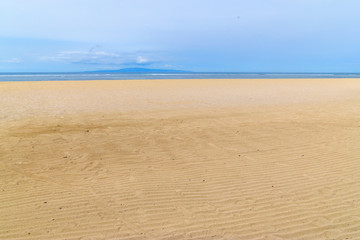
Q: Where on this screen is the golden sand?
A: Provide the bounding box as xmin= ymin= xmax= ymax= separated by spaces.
xmin=1 ymin=79 xmax=360 ymax=239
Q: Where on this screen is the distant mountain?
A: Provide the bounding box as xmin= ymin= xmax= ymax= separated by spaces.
xmin=86 ymin=68 xmax=190 ymax=73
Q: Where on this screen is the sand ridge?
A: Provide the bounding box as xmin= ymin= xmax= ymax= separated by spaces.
xmin=1 ymin=79 xmax=360 ymax=239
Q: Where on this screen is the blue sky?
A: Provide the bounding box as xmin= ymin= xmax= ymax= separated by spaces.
xmin=1 ymin=0 xmax=360 ymax=72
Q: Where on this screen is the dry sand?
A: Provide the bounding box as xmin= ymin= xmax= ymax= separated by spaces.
xmin=1 ymin=79 xmax=360 ymax=239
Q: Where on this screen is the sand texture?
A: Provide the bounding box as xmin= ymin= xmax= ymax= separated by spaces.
xmin=1 ymin=79 xmax=360 ymax=239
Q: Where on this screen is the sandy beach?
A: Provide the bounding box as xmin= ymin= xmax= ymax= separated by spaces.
xmin=1 ymin=78 xmax=360 ymax=240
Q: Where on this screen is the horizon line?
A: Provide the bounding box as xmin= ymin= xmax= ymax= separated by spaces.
xmin=2 ymin=71 xmax=360 ymax=74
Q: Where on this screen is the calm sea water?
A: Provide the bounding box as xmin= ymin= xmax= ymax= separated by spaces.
xmin=1 ymin=72 xmax=360 ymax=82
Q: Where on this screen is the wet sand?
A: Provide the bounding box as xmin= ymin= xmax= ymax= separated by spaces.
xmin=1 ymin=79 xmax=360 ymax=239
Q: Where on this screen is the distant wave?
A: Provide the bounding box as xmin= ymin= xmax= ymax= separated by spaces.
xmin=0 ymin=73 xmax=122 ymax=77
xmin=264 ymin=73 xmax=339 ymax=76
xmin=148 ymin=73 xmax=264 ymax=76
xmin=148 ymin=73 xmax=195 ymax=75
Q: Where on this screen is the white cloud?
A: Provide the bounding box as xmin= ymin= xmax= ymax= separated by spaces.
xmin=40 ymin=51 xmax=122 ymax=65
xmin=2 ymin=58 xmax=21 ymax=63
xmin=136 ymin=56 xmax=148 ymax=64
xmin=41 ymin=49 xmax=159 ymax=66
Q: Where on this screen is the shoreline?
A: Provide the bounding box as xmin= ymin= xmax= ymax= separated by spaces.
xmin=2 ymin=77 xmax=360 ymax=82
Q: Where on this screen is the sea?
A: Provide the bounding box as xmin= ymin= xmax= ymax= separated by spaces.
xmin=1 ymin=72 xmax=360 ymax=82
